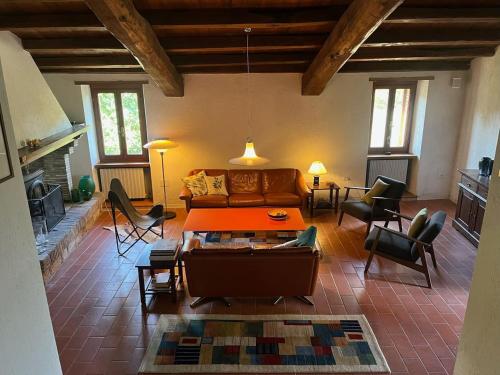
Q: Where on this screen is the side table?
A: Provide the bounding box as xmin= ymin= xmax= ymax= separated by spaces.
xmin=308 ymin=182 xmax=340 ymax=217
xmin=135 ymin=240 xmax=183 ymax=310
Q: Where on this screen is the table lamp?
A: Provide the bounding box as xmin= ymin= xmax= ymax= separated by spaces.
xmin=143 ymin=139 xmax=178 ymax=220
xmin=308 ymin=161 xmax=327 ymax=186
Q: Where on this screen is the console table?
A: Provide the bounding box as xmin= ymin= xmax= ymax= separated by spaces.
xmin=452 ymin=169 xmax=489 ymax=247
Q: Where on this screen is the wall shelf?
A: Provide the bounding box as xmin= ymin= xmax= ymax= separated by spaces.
xmin=18 ymin=124 xmax=87 ymax=167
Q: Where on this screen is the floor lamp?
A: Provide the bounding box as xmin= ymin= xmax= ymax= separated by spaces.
xmin=143 ymin=139 xmax=178 ymax=220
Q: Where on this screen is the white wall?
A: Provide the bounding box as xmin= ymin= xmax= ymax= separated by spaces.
xmin=451 ymin=48 xmax=500 ymax=201
xmin=43 ymin=70 xmax=467 ymax=207
xmin=454 ymin=135 xmax=500 ymax=375
xmin=0 ymin=32 xmax=71 ymax=147
xmin=0 ymin=61 xmax=62 ymax=375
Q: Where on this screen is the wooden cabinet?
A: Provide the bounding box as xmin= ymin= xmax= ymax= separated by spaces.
xmin=452 ymin=169 xmax=489 ymax=247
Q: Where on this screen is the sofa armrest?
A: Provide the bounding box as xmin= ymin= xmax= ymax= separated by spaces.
xmin=179 ymin=186 xmax=192 ymax=201
xmin=295 ymin=171 xmax=312 ymax=199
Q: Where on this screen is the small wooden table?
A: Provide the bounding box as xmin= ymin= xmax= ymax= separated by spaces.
xmin=135 ymin=241 xmax=183 ymax=310
xmin=308 ymin=182 xmax=340 ymax=217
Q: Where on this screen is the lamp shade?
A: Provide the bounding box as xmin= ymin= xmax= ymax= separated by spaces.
xmin=143 ymin=139 xmax=178 ymax=153
xmin=229 ymin=139 xmax=269 ymax=166
xmin=308 ymin=161 xmax=327 ymax=175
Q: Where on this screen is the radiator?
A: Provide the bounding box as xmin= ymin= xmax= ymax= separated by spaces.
xmin=99 ymin=168 xmax=147 ymax=199
xmin=367 ymin=159 xmax=409 ymax=187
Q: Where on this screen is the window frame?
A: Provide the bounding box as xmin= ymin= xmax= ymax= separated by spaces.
xmin=368 ymin=81 xmax=417 ymax=155
xmin=91 ymin=82 xmax=149 ymax=163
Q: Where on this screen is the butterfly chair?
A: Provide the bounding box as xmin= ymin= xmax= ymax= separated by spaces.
xmin=108 ymin=178 xmax=165 ymax=256
xmin=364 ymin=209 xmax=446 ymax=288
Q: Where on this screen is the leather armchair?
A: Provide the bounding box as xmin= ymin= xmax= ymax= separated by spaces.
xmin=182 ymin=238 xmax=320 ymax=307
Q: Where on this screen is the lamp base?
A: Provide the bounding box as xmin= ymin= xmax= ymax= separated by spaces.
xmin=164 ymin=211 xmax=176 ymax=220
xmin=313 ymin=176 xmax=320 ymax=185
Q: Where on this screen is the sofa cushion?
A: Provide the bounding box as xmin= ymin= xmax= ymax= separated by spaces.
xmin=229 ymin=193 xmax=265 ymax=207
xmin=191 ymin=194 xmax=228 ymax=208
xmin=264 ymin=192 xmax=302 ymax=206
xmin=262 ymin=169 xmax=296 ymax=193
xmin=228 ymin=170 xmax=261 ymax=194
xmin=205 ymin=174 xmax=229 ymax=196
xmin=365 ymin=228 xmax=416 ymax=262
xmin=190 ymin=169 xmax=228 ymax=191
xmin=182 ymin=170 xmax=208 ymax=196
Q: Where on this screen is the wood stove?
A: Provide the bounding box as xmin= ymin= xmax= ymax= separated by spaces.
xmin=23 ymin=169 xmax=65 ymax=231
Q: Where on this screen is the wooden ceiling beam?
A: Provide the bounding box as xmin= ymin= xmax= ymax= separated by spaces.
xmin=302 ymin=0 xmax=403 ymax=95
xmin=84 ymin=0 xmax=183 ymax=96
xmin=23 ymin=35 xmax=327 ymax=55
xmin=387 ymin=7 xmax=500 ymax=24
xmin=341 ymin=60 xmax=471 ymax=72
xmin=352 ymin=46 xmax=496 ymax=61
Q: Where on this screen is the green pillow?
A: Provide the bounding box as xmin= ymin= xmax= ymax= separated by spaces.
xmin=361 ymin=179 xmax=390 ymax=205
xmin=408 ymin=208 xmax=428 ymax=238
xmin=296 ymin=226 xmax=317 ymax=247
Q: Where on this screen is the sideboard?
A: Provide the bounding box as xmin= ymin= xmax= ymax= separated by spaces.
xmin=452 ymin=169 xmax=489 ymax=247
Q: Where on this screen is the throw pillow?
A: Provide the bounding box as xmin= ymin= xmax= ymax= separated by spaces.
xmin=296 ymin=226 xmax=317 ymax=247
xmin=361 ymin=179 xmax=390 ymax=206
xmin=204 ymin=174 xmax=229 ymax=196
xmin=408 ymin=208 xmax=428 ymax=238
xmin=181 ymin=171 xmax=208 ymax=196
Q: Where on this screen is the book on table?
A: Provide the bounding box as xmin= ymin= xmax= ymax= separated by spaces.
xmin=148 ymin=239 xmax=177 ymax=261
xmin=151 ymin=272 xmax=171 ymax=289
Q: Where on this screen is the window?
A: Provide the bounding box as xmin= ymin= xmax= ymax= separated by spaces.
xmin=368 ymin=81 xmax=416 ymax=154
xmin=91 ymin=83 xmax=148 ymax=162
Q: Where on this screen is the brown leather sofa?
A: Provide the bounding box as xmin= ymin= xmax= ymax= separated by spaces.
xmin=179 ymin=168 xmax=311 ymax=211
xmin=183 ymin=239 xmax=320 ymax=307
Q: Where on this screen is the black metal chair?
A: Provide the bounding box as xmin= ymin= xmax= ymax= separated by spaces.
xmin=338 ymin=175 xmax=407 ymax=237
xmin=364 ymin=209 xmax=446 ymax=288
xmin=108 ymin=178 xmax=165 ymax=256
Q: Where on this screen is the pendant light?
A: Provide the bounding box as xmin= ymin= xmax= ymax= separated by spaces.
xmin=229 ymin=27 xmax=269 ymax=166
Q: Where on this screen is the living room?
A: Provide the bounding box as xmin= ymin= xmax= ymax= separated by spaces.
xmin=0 ymin=1 xmax=499 ymax=375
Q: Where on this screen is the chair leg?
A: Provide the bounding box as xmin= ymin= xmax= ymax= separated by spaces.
xmin=365 ymin=227 xmax=381 ymax=273
xmin=398 ymin=217 xmax=403 ymax=232
xmin=295 ymin=296 xmax=314 ymax=306
xmin=429 ymin=245 xmax=438 ymax=268
xmin=417 ymin=244 xmax=432 ymax=288
xmin=384 ymin=220 xmax=389 ymax=228
xmin=273 ymin=296 xmax=284 ymax=305
xmin=365 ymin=221 xmax=372 ymax=237
xmin=337 ymin=210 xmax=344 ymax=226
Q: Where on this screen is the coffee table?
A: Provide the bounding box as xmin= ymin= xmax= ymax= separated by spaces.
xmin=183 ymin=208 xmax=306 ymax=238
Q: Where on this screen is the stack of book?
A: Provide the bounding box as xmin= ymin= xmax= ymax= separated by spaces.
xmin=148 ymin=239 xmax=178 ymax=262
xmin=151 ymin=272 xmax=171 ymax=290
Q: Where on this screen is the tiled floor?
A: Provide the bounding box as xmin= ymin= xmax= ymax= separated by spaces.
xmin=45 ymin=200 xmax=476 ymax=375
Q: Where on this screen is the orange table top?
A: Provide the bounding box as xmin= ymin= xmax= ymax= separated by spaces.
xmin=183 ymin=208 xmax=306 ymax=232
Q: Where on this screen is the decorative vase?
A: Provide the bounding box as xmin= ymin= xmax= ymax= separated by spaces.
xmin=78 ymin=175 xmax=95 ymax=200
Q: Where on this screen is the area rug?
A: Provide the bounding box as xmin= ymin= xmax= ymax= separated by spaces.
xmin=139 ymin=314 xmax=390 ymax=373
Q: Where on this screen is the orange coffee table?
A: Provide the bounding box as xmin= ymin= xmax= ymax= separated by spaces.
xmin=183 ymin=208 xmax=306 ymax=234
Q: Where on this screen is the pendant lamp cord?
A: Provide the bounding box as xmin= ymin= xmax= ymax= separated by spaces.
xmin=245 ymin=27 xmax=252 ymax=142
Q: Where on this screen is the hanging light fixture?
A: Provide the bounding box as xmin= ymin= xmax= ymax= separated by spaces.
xmin=229 ymin=27 xmax=269 ymax=166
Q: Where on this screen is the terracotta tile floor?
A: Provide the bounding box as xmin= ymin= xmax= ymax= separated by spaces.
xmin=45 ymin=200 xmax=476 ymax=375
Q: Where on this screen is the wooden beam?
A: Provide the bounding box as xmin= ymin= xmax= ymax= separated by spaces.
xmin=23 ymin=35 xmax=327 ymax=55
xmin=387 ymin=8 xmax=500 ymax=24
xmin=351 ymin=46 xmax=496 ymax=61
xmin=302 ymin=0 xmax=403 ymax=95
xmin=84 ymin=0 xmax=183 ymax=96
xmin=341 ymin=60 xmax=471 ymax=72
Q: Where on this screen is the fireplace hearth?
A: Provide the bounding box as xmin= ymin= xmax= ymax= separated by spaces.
xmin=23 ymin=169 xmax=65 ymax=231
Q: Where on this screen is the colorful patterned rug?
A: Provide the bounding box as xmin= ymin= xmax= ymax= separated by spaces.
xmin=139 ymin=314 xmax=390 ymax=373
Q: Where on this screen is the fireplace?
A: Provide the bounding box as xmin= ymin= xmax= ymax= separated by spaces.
xmin=23 ymin=169 xmax=65 ymax=231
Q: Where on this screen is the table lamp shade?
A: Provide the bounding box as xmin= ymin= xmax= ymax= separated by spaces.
xmin=308 ymin=161 xmax=327 ymax=175
xmin=143 ymin=139 xmax=178 ymax=153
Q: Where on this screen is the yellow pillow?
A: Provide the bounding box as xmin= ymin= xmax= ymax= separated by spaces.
xmin=204 ymin=174 xmax=229 ymax=196
xmin=181 ymin=171 xmax=208 ymax=196
xmin=360 ymin=179 xmax=389 ymax=205
xmin=408 ymin=208 xmax=428 ymax=238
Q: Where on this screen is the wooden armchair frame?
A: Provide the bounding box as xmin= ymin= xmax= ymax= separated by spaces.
xmin=339 ymin=186 xmax=403 ymax=237
xmin=365 ymin=209 xmax=437 ymax=288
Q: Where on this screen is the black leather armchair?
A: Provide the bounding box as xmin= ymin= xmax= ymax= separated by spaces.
xmin=338 ymin=176 xmax=406 ymax=237
xmin=364 ymin=209 xmax=447 ymax=288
